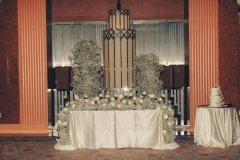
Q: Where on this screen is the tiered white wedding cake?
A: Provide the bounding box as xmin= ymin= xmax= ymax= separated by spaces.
xmin=209 ymin=86 xmax=225 ymax=107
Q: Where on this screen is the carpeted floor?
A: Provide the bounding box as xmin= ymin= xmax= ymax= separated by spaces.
xmin=0 ymin=136 xmax=239 ymax=160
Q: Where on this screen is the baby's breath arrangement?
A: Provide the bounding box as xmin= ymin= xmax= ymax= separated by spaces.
xmin=69 ymin=40 xmax=102 ymax=97
xmin=136 ymin=53 xmax=164 ymax=94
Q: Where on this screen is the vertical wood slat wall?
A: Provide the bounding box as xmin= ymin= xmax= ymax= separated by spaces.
xmin=18 ymin=0 xmax=48 ymax=133
xmin=189 ymin=0 xmax=219 ymax=132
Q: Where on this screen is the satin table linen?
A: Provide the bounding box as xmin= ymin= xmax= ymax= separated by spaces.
xmin=194 ymin=106 xmax=240 ymax=148
xmin=69 ymin=109 xmax=178 ymax=149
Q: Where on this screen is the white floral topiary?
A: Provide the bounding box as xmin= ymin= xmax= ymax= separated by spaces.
xmin=69 ymin=39 xmax=102 ymax=97
xmin=136 ymin=53 xmax=164 ymax=94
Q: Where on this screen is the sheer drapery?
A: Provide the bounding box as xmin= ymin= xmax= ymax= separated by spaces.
xmin=52 ymin=21 xmax=186 ymax=67
xmin=134 ymin=22 xmax=185 ymax=65
xmin=52 ymin=23 xmax=107 ymax=66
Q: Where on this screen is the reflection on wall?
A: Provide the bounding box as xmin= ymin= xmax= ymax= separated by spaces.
xmin=52 ymin=21 xmax=187 ymax=67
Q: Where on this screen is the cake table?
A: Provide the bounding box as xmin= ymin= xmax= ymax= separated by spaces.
xmin=194 ymin=105 xmax=240 ymax=148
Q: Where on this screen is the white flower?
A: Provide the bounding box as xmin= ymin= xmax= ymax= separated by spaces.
xmin=103 ymin=98 xmax=109 ymax=102
xmin=85 ymin=99 xmax=89 ymax=103
xmin=53 ymin=131 xmax=59 ymax=137
xmin=65 ymin=103 xmax=69 ymax=107
xmin=63 ymin=122 xmax=68 ymax=126
xmin=133 ymin=97 xmax=137 ymax=101
xmin=163 ymin=114 xmax=168 ymax=119
xmin=161 ymin=94 xmax=165 ymax=97
xmin=118 ymin=94 xmax=124 ymax=99
xmin=117 ymin=104 xmax=122 ymax=108
xmin=63 ymin=108 xmax=69 ymax=112
xmin=84 ymin=95 xmax=88 ymax=98
xmin=105 ymin=95 xmax=110 ymax=98
xmin=59 ymin=112 xmax=65 ymax=117
xmin=156 ymin=105 xmax=161 ymax=110
xmin=158 ymin=97 xmax=163 ymax=102
xmin=128 ymin=101 xmax=133 ymax=105
xmin=139 ymin=99 xmax=144 ymax=104
xmin=162 ymin=130 xmax=167 ymax=134
xmin=99 ymin=94 xmax=103 ymax=98
xmin=71 ymin=104 xmax=76 ymax=109
xmin=74 ymin=95 xmax=79 ymax=100
xmin=129 ymin=93 xmax=133 ymax=97
xmin=142 ymin=92 xmax=147 ymax=95
xmin=57 ymin=120 xmax=62 ymax=126
xmin=90 ymin=101 xmax=95 ymax=105
xmin=48 ymin=130 xmax=52 ymax=136
xmin=79 ymin=98 xmax=83 ymax=102
xmin=122 ymin=100 xmax=127 ymax=104
xmin=163 ymin=105 xmax=167 ymax=109
xmin=168 ymin=122 xmax=173 ymax=126
xmin=102 ymin=103 xmax=107 ymax=107
xmin=124 ymin=92 xmax=128 ymax=96
xmin=148 ymin=94 xmax=155 ymax=98
xmin=111 ymin=102 xmax=115 ymax=107
xmin=168 ymin=107 xmax=172 ymax=112
xmin=114 ymin=94 xmax=118 ymax=98
xmin=110 ymin=97 xmax=115 ymax=101
xmin=95 ymin=97 xmax=100 ymax=101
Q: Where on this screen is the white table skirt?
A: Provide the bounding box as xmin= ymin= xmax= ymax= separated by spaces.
xmin=194 ymin=107 xmax=240 ymax=148
xmin=56 ymin=109 xmax=178 ymax=150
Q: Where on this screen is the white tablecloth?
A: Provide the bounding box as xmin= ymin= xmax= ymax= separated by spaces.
xmin=59 ymin=109 xmax=178 ymax=150
xmin=194 ymin=107 xmax=240 ymax=148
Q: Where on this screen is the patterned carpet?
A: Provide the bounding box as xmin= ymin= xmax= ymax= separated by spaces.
xmin=0 ymin=136 xmax=239 ymax=160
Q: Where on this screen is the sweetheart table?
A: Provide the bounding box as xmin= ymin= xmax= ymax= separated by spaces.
xmin=55 ymin=109 xmax=179 ymax=150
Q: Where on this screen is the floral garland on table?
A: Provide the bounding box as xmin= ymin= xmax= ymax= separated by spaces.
xmin=56 ymin=92 xmax=175 ymax=145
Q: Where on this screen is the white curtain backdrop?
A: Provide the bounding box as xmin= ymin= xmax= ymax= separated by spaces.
xmin=52 ymin=21 xmax=186 ymax=67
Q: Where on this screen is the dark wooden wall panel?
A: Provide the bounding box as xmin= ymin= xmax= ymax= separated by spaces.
xmin=52 ymin=0 xmax=184 ymax=21
xmin=173 ymin=65 xmax=189 ymax=88
xmin=161 ymin=66 xmax=173 ymax=88
xmin=218 ymin=0 xmax=239 ymax=112
xmin=55 ymin=67 xmax=72 ymax=90
xmin=0 ymin=0 xmax=19 ymax=124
